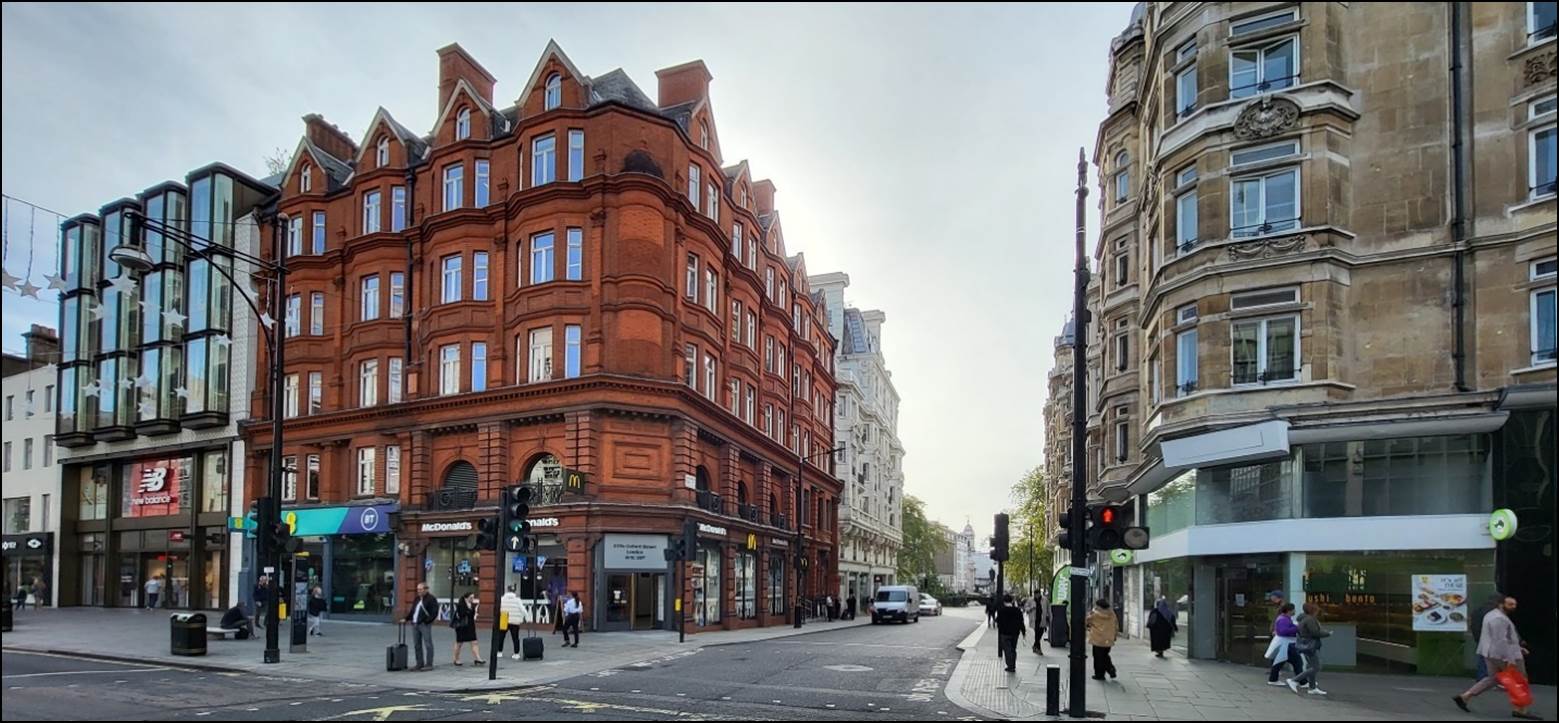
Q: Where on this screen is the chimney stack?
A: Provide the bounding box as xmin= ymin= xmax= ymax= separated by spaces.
xmin=437 ymin=43 xmax=496 ymax=115
xmin=302 ymin=114 xmax=358 ymax=161
xmin=655 ymin=60 xmax=712 ymax=108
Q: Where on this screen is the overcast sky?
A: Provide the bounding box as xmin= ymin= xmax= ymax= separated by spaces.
xmin=1 ymin=2 xmax=1125 ymax=542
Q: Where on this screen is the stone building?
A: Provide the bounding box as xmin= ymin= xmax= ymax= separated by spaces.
xmin=810 ymin=272 xmax=905 ymax=607
xmin=1068 ymin=2 xmax=1555 ymax=680
xmin=3 ymin=326 xmax=61 ymax=605
xmin=244 ymin=42 xmax=842 ymax=632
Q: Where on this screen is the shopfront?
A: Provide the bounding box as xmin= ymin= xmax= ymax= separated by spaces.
xmin=265 ymin=503 xmax=398 ymax=619
xmin=597 ymin=532 xmax=669 ymax=632
xmin=691 ymin=522 xmax=727 ymax=628
xmin=416 ymin=519 xmax=485 ymax=621
xmin=3 ymin=532 xmax=54 ymax=606
xmin=505 ymin=519 xmax=569 ymax=629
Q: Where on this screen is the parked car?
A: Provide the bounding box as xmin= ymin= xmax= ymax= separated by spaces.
xmin=918 ymin=594 xmax=943 ymax=616
xmin=870 ymin=585 xmax=920 ymax=625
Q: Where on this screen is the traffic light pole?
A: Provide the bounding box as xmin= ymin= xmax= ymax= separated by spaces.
xmin=264 ymin=217 xmax=288 ymax=665
xmin=1068 ymin=148 xmax=1091 ymax=718
xmin=488 ymin=509 xmax=503 ymax=682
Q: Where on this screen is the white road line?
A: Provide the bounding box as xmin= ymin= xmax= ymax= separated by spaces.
xmin=3 ymin=668 xmax=170 ymax=679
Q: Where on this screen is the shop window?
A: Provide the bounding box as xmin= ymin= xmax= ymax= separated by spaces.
xmin=1301 ymin=436 xmax=1490 ymax=518
xmin=695 ymin=545 xmax=722 ymax=625
xmin=768 ymin=555 xmax=787 ymax=615
xmin=1195 ymin=459 xmax=1293 ymax=524
xmin=735 ymin=552 xmax=757 ymax=619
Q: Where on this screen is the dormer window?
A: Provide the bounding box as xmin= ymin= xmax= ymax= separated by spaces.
xmin=376 ymin=138 xmax=390 ymax=168
xmin=456 ymin=108 xmax=472 ymax=141
xmin=300 ymin=163 xmax=312 ymax=193
xmin=700 ymin=120 xmax=710 ymax=150
xmin=545 ymin=73 xmax=562 ymax=110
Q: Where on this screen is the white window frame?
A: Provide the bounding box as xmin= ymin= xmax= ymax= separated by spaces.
xmin=1231 ymin=314 xmax=1300 ymax=385
xmin=1532 ymin=257 xmax=1558 ymax=365
xmin=284 ymin=373 xmax=299 ymax=418
xmin=391 ymin=186 xmax=407 ymax=232
xmin=388 ymin=357 xmax=403 ymax=404
xmin=287 ymin=217 xmax=302 ymax=256
xmin=704 ymin=354 xmax=717 ymax=399
xmin=744 ymin=385 xmax=754 ymax=424
xmin=545 ymin=73 xmax=562 ymax=110
xmin=474 ymin=251 xmax=489 ymax=301
xmin=1529 ymin=1 xmax=1557 ymax=45
xmin=443 ymin=164 xmax=463 ymax=211
xmin=686 ymin=254 xmax=700 ymax=301
xmin=363 ymin=190 xmax=382 ymax=234
xmin=360 ymin=359 xmax=379 ymax=407
xmin=472 ymin=341 xmax=487 ymax=392
xmin=1176 ymin=327 xmax=1199 ymax=395
xmin=732 ymin=224 xmax=742 ymax=258
xmin=531 ymin=231 xmax=555 ymax=285
xmin=1114 ymin=420 xmax=1130 ymax=462
xmin=1230 ymin=36 xmax=1299 ymax=99
xmin=688 ymin=165 xmax=701 ymax=208
xmin=1230 ymin=7 xmax=1298 ymax=37
xmin=732 ymin=300 xmax=743 ymax=342
xmin=1177 ymin=187 xmax=1199 ymax=249
xmin=568 ymin=130 xmax=585 ymax=182
xmin=440 ymin=344 xmax=461 ymax=395
xmin=300 ymin=163 xmax=312 ymax=193
xmin=706 ymin=183 xmax=719 ymax=219
xmin=456 ymin=108 xmax=472 ymax=141
xmin=532 ymin=134 xmax=556 ymax=186
xmin=566 ymin=228 xmax=583 ymax=281
xmin=386 ymin=446 xmax=401 ymax=495
xmin=361 ymin=275 xmax=380 ymax=321
xmin=530 ymin=327 xmax=554 ymax=383
xmin=1177 ymin=303 xmax=1199 ymax=324
xmin=389 ymin=272 xmax=405 ymax=318
xmin=1230 ymin=167 xmax=1300 ymax=238
xmin=746 ymin=311 xmax=757 ymax=348
xmin=705 ymin=269 xmax=719 ymax=313
xmin=310 ymin=292 xmax=325 ymax=335
xmin=1231 ymin=140 xmax=1300 ymax=167
xmin=565 ymin=324 xmax=581 ymax=378
xmin=357 ymin=447 xmax=376 ymax=496
xmin=442 ymin=254 xmax=463 ymax=304
xmin=283 ymin=455 xmax=298 ymax=500
xmin=475 ymin=159 xmax=490 ymax=207
xmin=685 ymin=343 xmax=698 ymax=388
xmin=285 ymin=294 xmax=301 ymax=337
xmin=1529 ymin=96 xmax=1556 ymax=200
xmin=308 ymin=371 xmax=323 ymax=414
xmin=312 ymin=212 xmax=326 ymax=254
xmin=376 ymin=138 xmax=390 ymax=168
xmin=306 ymin=454 xmax=321 ymax=499
xmin=1113 ymin=151 xmax=1129 ymax=202
xmin=1176 ymin=64 xmax=1197 ymax=117
xmin=1231 ymin=286 xmax=1299 ymax=310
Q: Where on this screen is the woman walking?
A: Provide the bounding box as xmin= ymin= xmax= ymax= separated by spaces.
xmin=1147 ymin=596 xmax=1178 ymax=658
xmin=1288 ymin=602 xmax=1331 ymax=696
xmin=306 ymin=586 xmax=327 ymax=636
xmin=1087 ymin=599 xmax=1119 ymax=680
xmin=1266 ymin=603 xmax=1301 ymax=685
xmin=450 ymin=592 xmax=484 ymax=666
xmin=562 ymin=591 xmax=583 ymax=648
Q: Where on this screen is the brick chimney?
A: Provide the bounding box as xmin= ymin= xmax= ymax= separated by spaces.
xmin=752 ymin=179 xmax=777 ymax=217
xmin=24 ymin=324 xmax=58 ymax=366
xmin=302 ymin=114 xmax=358 ymax=161
xmin=437 ymin=43 xmax=496 ymax=114
xmin=655 ymin=59 xmax=712 ymax=108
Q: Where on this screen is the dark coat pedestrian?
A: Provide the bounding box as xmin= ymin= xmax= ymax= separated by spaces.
xmin=1147 ymin=597 xmax=1179 ymax=656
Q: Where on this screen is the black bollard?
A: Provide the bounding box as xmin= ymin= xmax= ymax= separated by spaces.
xmin=1046 ymin=664 xmax=1061 ymax=717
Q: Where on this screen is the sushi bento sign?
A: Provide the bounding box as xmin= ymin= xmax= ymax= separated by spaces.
xmin=1412 ymin=574 xmax=1468 ymax=632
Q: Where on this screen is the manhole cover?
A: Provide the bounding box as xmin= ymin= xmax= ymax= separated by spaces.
xmin=823 ymin=664 xmax=873 ymax=672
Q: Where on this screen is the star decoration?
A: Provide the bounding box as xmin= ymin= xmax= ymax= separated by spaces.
xmin=107 ymin=274 xmax=138 ymax=297
xmin=259 ymin=312 xmax=275 ymax=329
xmin=212 ymin=334 xmax=233 ymax=348
xmin=18 ymin=280 xmax=41 ymax=299
xmin=135 ymin=371 xmax=157 ymax=389
xmin=163 ymin=309 xmax=187 ymax=328
xmin=44 ymin=273 xmax=66 ymax=291
xmin=119 ymin=377 xmax=135 ymax=390
xmin=87 ymin=302 xmax=107 ymax=321
xmin=137 ymin=401 xmax=158 ymax=419
xmin=0 ymin=268 xmax=19 ymax=291
xmin=137 ymin=299 xmax=153 ymax=311
xmin=174 ymin=386 xmax=191 ymax=400
xmin=82 ymin=381 xmax=102 ymax=398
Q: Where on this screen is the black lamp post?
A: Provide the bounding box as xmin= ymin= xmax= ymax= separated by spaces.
xmin=794 ymin=445 xmax=845 ymax=629
xmin=111 ymin=209 xmax=288 ymax=664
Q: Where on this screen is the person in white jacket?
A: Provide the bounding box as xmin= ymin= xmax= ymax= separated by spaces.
xmin=501 ymin=586 xmax=526 ymax=659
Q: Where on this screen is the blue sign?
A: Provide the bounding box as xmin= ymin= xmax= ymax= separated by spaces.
xmin=457 ymin=559 xmax=473 ymax=575
xmin=513 ymin=557 xmax=527 ymax=573
xmin=537 ymin=555 xmax=548 ymax=568
xmin=425 ymin=558 xmax=434 ymax=571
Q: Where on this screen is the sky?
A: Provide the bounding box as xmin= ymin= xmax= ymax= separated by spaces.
xmin=0 ymin=2 xmax=1126 ymax=543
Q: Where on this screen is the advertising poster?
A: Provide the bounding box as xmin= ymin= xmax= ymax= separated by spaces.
xmin=128 ymin=458 xmax=187 ymax=517
xmin=1411 ymin=573 xmax=1468 ymax=632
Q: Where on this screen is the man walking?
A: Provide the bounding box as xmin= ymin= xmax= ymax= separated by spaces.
xmin=252 ymin=575 xmax=270 ymax=629
xmin=562 ymin=591 xmax=583 ymax=648
xmin=1032 ymin=588 xmax=1051 ymax=655
xmin=144 ymin=574 xmax=162 ymax=610
xmin=995 ymin=593 xmax=1027 ymax=673
xmin=1454 ymin=595 xmax=1538 ymax=720
xmin=405 ymin=582 xmax=440 ymax=671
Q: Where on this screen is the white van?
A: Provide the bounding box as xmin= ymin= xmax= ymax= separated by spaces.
xmin=871 ymin=585 xmax=920 ymax=625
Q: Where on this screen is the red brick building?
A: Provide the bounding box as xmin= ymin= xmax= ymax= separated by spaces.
xmin=243 ymin=42 xmax=841 ymax=633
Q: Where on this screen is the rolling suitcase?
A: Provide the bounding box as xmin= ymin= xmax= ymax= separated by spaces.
xmin=522 ymin=635 xmax=544 ymax=660
xmin=386 ymin=623 xmax=409 ymax=671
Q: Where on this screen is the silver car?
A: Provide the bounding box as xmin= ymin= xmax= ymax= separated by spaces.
xmin=871 ymin=585 xmax=920 ymax=624
xmin=918 ymin=594 xmax=943 ymax=616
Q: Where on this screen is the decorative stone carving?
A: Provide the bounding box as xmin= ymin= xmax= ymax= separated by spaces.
xmin=1227 ymin=233 xmax=1308 ymax=260
xmin=1525 ymin=51 xmax=1557 ymax=86
xmin=1232 ymin=96 xmax=1301 ymax=140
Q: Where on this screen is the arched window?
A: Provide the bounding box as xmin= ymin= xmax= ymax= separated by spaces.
xmin=300 ymin=163 xmax=312 ymax=193
xmin=376 ymin=137 xmax=390 ymax=168
xmin=700 ymin=119 xmax=710 ymax=150
xmin=1114 ymin=150 xmax=1130 ymax=202
xmin=544 ymin=73 xmax=562 ymax=110
xmin=737 ymin=481 xmax=749 ymax=507
xmin=525 ymin=453 xmax=563 ymax=503
xmin=444 ymin=460 xmax=478 ymax=489
xmin=769 ymin=494 xmax=779 ymax=524
xmin=695 ymin=465 xmax=711 ymax=492
xmin=456 ymin=108 xmax=472 ymax=141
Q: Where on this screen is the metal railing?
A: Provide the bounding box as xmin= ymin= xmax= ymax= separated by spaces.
xmin=695 ymin=490 xmax=725 ymax=515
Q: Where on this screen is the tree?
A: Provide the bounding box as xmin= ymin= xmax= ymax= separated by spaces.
xmin=896 ymin=495 xmax=948 ymax=591
xmin=1003 ymin=467 xmax=1054 ymax=595
xmin=262 ymin=146 xmax=292 ymax=176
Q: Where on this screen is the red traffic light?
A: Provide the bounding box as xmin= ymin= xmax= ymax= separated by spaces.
xmin=1099 ymin=507 xmax=1116 ymax=525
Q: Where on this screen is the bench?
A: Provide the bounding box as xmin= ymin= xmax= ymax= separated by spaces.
xmin=206 ymin=626 xmax=246 ymax=639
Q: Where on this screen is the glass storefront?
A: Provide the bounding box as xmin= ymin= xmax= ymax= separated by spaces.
xmin=78 ymin=533 xmax=105 ymax=606
xmin=3 ymin=534 xmax=53 ymax=607
xmin=427 ymin=538 xmax=482 ymax=619
xmin=768 ymin=554 xmax=787 ymax=615
xmin=1140 ymin=558 xmax=1194 ymax=656
xmin=331 ymin=533 xmax=394 ymax=615
xmin=694 ymin=544 xmax=722 ymax=626
xmin=735 ymin=552 xmax=757 ymax=619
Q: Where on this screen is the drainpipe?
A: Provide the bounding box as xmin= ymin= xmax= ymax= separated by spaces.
xmin=404 ymin=168 xmax=416 ymax=393
xmin=1449 ymin=2 xmax=1471 ymax=392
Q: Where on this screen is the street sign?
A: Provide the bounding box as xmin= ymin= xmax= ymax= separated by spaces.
xmin=1069 ymin=566 xmax=1093 ymax=577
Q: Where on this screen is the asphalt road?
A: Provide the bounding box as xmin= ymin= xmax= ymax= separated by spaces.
xmin=2 ymin=609 xmax=984 ymax=721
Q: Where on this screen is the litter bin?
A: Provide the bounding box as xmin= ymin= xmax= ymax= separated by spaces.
xmin=1 ymin=602 xmax=13 ymax=632
xmin=171 ymin=612 xmax=208 ymax=656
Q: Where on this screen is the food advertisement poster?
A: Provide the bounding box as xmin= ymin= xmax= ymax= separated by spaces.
xmin=1412 ymin=574 xmax=1468 ymax=632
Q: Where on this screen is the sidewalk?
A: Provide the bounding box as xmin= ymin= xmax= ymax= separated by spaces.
xmin=0 ymin=607 xmax=869 ymax=692
xmin=947 ymin=621 xmax=1558 ymax=721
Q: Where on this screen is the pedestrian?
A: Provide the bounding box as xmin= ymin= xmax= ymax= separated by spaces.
xmin=30 ymin=577 xmax=47 ymax=609
xmin=562 ymin=591 xmax=583 ymax=648
xmin=1032 ymin=589 xmax=1051 ymax=655
xmin=450 ymin=592 xmax=484 ymax=666
xmin=252 ymin=575 xmax=270 ymax=629
xmin=307 ymin=586 xmax=327 ymax=636
xmin=1288 ymin=602 xmax=1330 ymax=696
xmin=846 ymin=591 xmax=857 ymax=621
xmin=13 ymin=580 xmax=29 ymax=611
xmin=1469 ymin=593 xmax=1505 ymax=685
xmin=1266 ymin=602 xmax=1301 ymax=685
xmin=1455 ymin=595 xmax=1539 ymax=720
xmin=145 ymin=574 xmax=163 ymax=610
xmin=220 ymin=602 xmax=254 ymax=639
xmin=1147 ymin=596 xmax=1178 ymax=658
xmin=985 ymin=596 xmax=998 ymax=628
xmin=826 ymin=594 xmax=837 ymax=621
xmin=1087 ymin=599 xmax=1119 ymax=680
xmin=501 ymin=585 xmax=525 ymax=659
xmin=995 ymin=593 xmax=1027 ymax=673
xmin=404 ymin=582 xmax=440 ymax=671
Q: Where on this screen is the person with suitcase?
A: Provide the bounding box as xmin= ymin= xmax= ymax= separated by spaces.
xmin=501 ymin=586 xmax=525 ymax=660
xmin=404 ymin=582 xmax=440 ymax=671
xmin=386 ymin=623 xmax=409 ymax=672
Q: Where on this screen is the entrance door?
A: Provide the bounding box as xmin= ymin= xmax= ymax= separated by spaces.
xmin=605 ymin=574 xmax=631 ymax=625
xmin=1216 ymin=556 xmax=1285 ymax=666
xmin=633 ymin=573 xmax=660 ymax=629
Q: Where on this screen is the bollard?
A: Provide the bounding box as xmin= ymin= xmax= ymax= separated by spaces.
xmin=1046 ymin=664 xmax=1061 ymax=717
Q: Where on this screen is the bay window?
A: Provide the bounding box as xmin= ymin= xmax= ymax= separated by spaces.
xmin=532 ymin=134 xmax=556 ymax=186
xmin=531 ymin=232 xmax=555 ymax=284
xmin=1231 ymin=167 xmax=1298 ymax=237
xmin=440 ymin=345 xmax=460 ymax=395
xmin=1232 ymin=315 xmax=1298 ymax=384
xmin=565 ymin=325 xmax=581 ymax=378
xmin=1230 ymin=36 xmax=1297 ymax=99
xmin=530 ymin=328 xmax=554 ymax=383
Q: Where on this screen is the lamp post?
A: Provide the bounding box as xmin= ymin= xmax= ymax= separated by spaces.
xmin=111 ymin=209 xmax=288 ymax=664
xmin=1067 ymin=148 xmax=1091 ymax=718
xmin=794 ymin=445 xmax=845 ymax=629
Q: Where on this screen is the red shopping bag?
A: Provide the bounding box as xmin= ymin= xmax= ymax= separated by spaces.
xmin=1496 ymin=666 xmax=1534 ymax=709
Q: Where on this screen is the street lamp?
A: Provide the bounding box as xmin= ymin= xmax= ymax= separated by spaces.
xmin=794 ymin=445 xmax=845 ymax=629
xmin=110 ymin=208 xmax=289 ymax=665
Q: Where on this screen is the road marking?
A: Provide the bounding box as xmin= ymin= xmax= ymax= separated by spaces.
xmin=196 ymin=713 xmax=213 ymax=717
xmin=823 ymin=664 xmax=873 ymax=672
xmin=323 ymin=704 xmax=434 ymax=721
xmin=3 ymin=667 xmax=171 ymax=679
xmin=772 ymin=641 xmax=944 ymax=650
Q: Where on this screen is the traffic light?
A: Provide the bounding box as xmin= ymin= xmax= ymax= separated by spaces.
xmin=471 ymin=516 xmax=499 ymax=551
xmin=271 ymin=520 xmax=301 ymax=555
xmin=1056 ymin=509 xmax=1087 ymax=550
xmin=1087 ymin=504 xmax=1151 ymax=551
xmin=503 ymin=485 xmax=533 ymax=553
xmin=664 ymin=520 xmax=698 ymax=562
xmin=992 ymin=513 xmax=1010 ymax=562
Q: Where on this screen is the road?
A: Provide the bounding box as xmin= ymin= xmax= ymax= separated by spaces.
xmin=1 ymin=607 xmax=985 ymax=721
